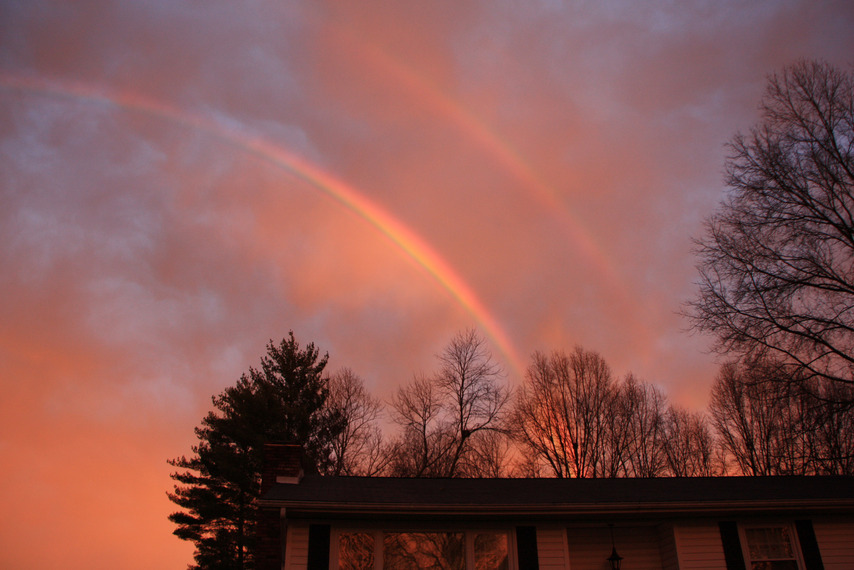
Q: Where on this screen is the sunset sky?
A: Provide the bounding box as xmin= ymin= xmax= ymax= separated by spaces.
xmin=2 ymin=1 xmax=854 ymax=567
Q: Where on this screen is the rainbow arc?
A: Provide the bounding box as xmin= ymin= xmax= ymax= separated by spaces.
xmin=0 ymin=72 xmax=527 ymax=377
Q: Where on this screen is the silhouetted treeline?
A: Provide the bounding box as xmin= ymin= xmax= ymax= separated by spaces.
xmin=512 ymin=347 xmax=718 ymax=478
xmin=329 ymin=332 xmax=854 ymax=479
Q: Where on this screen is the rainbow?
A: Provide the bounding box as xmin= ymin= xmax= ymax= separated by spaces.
xmin=330 ymin=29 xmax=654 ymax=363
xmin=0 ymin=72 xmax=527 ymax=377
xmin=334 ymin=27 xmax=624 ymax=287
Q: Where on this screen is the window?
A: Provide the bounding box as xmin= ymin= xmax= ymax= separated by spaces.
xmin=338 ymin=532 xmax=375 ymax=570
xmin=384 ymin=532 xmax=465 ymax=569
xmin=742 ymin=525 xmax=802 ymax=570
xmin=474 ymin=532 xmax=509 ymax=570
xmin=334 ymin=529 xmax=512 ymax=570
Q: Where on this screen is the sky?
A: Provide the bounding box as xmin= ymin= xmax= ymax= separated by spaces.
xmin=1 ymin=0 xmax=853 ymax=567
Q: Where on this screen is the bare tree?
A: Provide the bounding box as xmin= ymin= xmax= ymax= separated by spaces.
xmin=463 ymin=430 xmax=516 ymax=478
xmin=326 ymin=368 xmax=389 ymax=476
xmin=689 ymin=60 xmax=854 ymax=398
xmin=513 ymin=347 xmax=616 ymax=478
xmin=389 ymin=374 xmax=451 ymax=477
xmin=710 ymin=358 xmax=810 ymax=475
xmin=388 ymin=330 xmax=511 ymax=477
xmin=662 ymin=407 xmax=720 ymax=477
xmin=435 ymin=329 xmax=511 ymax=476
xmin=809 ymin=381 xmax=854 ymax=474
xmin=613 ymin=376 xmax=668 ymax=477
xmin=711 ymin=356 xmax=854 ymax=476
xmin=512 ymin=351 xmax=575 ymax=478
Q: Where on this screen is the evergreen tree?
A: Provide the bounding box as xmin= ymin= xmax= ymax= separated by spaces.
xmin=168 ymin=332 xmax=342 ymax=569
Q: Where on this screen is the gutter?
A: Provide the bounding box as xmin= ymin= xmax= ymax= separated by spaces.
xmin=258 ymin=498 xmax=854 ymax=520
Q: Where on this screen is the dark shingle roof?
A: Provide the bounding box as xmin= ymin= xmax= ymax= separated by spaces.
xmin=261 ymin=475 xmax=854 ymax=520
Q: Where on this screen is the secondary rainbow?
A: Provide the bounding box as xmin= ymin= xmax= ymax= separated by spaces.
xmin=339 ymin=27 xmax=624 ymax=286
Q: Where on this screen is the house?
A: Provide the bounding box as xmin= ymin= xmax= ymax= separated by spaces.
xmin=257 ymin=444 xmax=854 ymax=569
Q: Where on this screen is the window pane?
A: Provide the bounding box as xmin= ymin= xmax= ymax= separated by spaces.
xmin=475 ymin=533 xmax=509 ymax=570
xmin=383 ymin=532 xmax=465 ymax=570
xmin=339 ymin=532 xmax=375 ymax=570
xmin=745 ymin=527 xmax=795 ymax=559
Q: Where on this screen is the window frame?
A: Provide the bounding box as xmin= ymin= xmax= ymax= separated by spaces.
xmin=738 ymin=522 xmax=805 ymax=570
xmin=330 ymin=525 xmax=518 ymax=570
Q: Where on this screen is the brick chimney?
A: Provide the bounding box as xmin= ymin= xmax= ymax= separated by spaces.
xmin=261 ymin=442 xmax=305 ymax=494
xmin=258 ymin=443 xmax=306 ymax=570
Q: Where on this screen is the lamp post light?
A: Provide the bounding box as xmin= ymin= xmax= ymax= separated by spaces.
xmin=607 ymin=524 xmax=623 ymax=570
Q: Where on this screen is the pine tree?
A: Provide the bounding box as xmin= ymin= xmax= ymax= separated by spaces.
xmin=168 ymin=332 xmax=342 ymax=569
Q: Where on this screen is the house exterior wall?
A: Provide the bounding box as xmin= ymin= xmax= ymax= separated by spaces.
xmin=276 ymin=518 xmax=854 ymax=570
xmin=536 ymin=526 xmax=570 ymax=570
xmin=283 ymin=523 xmax=310 ymax=570
xmin=566 ymin=525 xmax=664 ymax=570
xmin=671 ymin=522 xmax=727 ymax=570
xmin=812 ymin=518 xmax=854 ymax=570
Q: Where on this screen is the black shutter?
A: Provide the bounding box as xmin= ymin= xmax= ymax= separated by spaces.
xmin=719 ymin=521 xmax=747 ymax=570
xmin=307 ymin=524 xmax=331 ymax=570
xmin=516 ymin=526 xmax=539 ymax=570
xmin=795 ymin=520 xmax=825 ymax=570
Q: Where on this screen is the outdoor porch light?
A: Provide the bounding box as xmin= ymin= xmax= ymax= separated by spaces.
xmin=608 ymin=546 xmax=623 ymax=570
xmin=607 ymin=524 xmax=623 ymax=570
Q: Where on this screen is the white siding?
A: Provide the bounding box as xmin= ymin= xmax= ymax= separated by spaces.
xmin=284 ymin=524 xmax=310 ymax=570
xmin=812 ymin=519 xmax=854 ymax=570
xmin=672 ymin=523 xmax=726 ymax=570
xmin=566 ymin=525 xmax=663 ymax=570
xmin=537 ymin=526 xmax=570 ymax=570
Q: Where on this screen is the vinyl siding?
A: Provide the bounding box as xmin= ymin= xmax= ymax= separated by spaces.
xmin=812 ymin=519 xmax=854 ymax=570
xmin=278 ymin=518 xmax=854 ymax=570
xmin=566 ymin=525 xmax=663 ymax=570
xmin=672 ymin=523 xmax=726 ymax=570
xmin=537 ymin=526 xmax=570 ymax=570
xmin=284 ymin=524 xmax=310 ymax=570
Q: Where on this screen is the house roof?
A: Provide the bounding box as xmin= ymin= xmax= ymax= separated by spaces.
xmin=260 ymin=474 xmax=854 ymax=521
